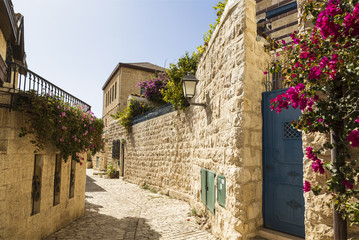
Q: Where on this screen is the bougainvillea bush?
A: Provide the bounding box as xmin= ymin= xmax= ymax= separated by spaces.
xmin=16 ymin=91 xmax=104 ymax=164
xmin=136 ymin=73 xmax=168 ymax=103
xmin=267 ymin=0 xmax=359 ymax=226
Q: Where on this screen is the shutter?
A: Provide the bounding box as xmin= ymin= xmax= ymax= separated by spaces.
xmin=217 ymin=175 xmax=226 ymax=207
xmin=207 ymin=171 xmax=216 ymax=215
xmin=201 ymin=168 xmax=207 ymax=205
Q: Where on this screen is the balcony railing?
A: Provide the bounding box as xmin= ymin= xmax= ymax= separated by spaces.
xmin=0 ymin=61 xmax=91 ymax=111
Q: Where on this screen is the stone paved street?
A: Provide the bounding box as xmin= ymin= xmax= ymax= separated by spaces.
xmin=46 ymin=169 xmax=217 ymax=240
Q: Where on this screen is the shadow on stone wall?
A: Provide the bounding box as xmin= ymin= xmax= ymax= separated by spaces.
xmin=85 ymin=175 xmax=106 ymax=192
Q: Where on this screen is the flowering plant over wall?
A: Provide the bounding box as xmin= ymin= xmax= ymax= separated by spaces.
xmin=15 ymin=91 xmax=104 ymax=164
xmin=266 ymin=0 xmax=359 ymax=232
xmin=136 ymin=73 xmax=168 ymax=103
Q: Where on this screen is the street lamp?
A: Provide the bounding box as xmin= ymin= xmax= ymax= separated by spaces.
xmin=181 ymin=73 xmax=206 ymax=107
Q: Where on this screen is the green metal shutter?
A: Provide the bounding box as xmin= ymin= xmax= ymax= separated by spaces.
xmin=207 ymin=171 xmax=216 ymax=215
xmin=201 ymin=168 xmax=207 ymax=205
xmin=217 ymin=175 xmax=226 ymax=207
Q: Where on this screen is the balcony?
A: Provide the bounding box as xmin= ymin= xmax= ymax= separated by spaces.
xmin=0 ymin=61 xmax=91 ymax=111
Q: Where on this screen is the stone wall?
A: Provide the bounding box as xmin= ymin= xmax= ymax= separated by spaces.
xmin=106 ymin=0 xmax=270 ymax=239
xmin=0 ymin=109 xmax=86 ymax=240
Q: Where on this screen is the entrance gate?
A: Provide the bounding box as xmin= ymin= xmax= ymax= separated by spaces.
xmin=262 ymin=89 xmax=305 ymax=237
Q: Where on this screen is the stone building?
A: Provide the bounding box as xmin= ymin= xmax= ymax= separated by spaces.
xmin=102 ymin=62 xmax=165 ymax=128
xmin=103 ymin=0 xmax=359 ymax=239
xmin=93 ymin=62 xmax=164 ymax=172
xmin=0 ymin=1 xmax=88 ymax=239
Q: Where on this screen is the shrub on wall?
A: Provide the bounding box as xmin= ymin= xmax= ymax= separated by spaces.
xmin=113 ymin=99 xmax=155 ymax=132
xmin=162 ymin=52 xmax=199 ymax=110
xmin=15 ymin=91 xmax=104 ymax=164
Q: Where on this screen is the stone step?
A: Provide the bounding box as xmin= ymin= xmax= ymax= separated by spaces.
xmin=257 ymin=228 xmax=304 ymax=240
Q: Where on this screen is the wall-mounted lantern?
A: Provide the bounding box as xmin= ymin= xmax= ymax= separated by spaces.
xmin=181 ymin=73 xmax=206 ymax=107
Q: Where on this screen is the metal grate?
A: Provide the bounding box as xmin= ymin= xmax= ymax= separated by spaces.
xmin=264 ymin=67 xmax=287 ymax=92
xmin=283 ymin=122 xmax=301 ymax=138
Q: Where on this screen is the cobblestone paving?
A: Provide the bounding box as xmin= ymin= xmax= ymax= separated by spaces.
xmin=46 ymin=169 xmax=217 ymax=240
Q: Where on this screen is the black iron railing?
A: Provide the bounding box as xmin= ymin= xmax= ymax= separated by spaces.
xmin=264 ymin=68 xmax=286 ymax=92
xmin=1 ymin=61 xmax=91 ymax=111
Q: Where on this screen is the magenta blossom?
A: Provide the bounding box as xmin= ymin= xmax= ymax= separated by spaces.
xmin=303 ymin=181 xmax=311 ymax=192
xmin=347 ymin=130 xmax=359 ymax=147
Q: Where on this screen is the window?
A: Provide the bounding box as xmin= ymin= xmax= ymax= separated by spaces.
xmin=140 ymin=87 xmax=145 ymax=96
xmin=53 ymin=155 xmax=61 ymax=206
xmin=115 ymin=82 xmax=117 ymax=99
xmin=201 ymin=168 xmax=216 ymax=215
xmin=96 ymin=157 xmax=99 ymax=168
xmin=31 ymin=155 xmax=43 ymax=215
xmin=112 ymin=140 xmax=121 ymax=159
xmin=112 ymin=86 xmax=114 ymax=102
xmin=69 ymin=160 xmax=76 ymax=198
xmin=109 ymin=89 xmax=112 ymax=104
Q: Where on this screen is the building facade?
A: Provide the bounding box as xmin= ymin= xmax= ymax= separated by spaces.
xmin=93 ymin=62 xmax=164 ymax=172
xmin=0 ymin=1 xmax=89 ymax=239
xmin=102 ymin=62 xmax=165 ymax=128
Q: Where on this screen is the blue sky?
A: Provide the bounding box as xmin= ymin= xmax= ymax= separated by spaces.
xmin=13 ymin=0 xmax=218 ymax=116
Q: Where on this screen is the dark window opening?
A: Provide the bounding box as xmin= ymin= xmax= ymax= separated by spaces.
xmin=53 ymin=155 xmax=61 ymax=206
xmin=31 ymin=155 xmax=43 ymax=215
xmin=69 ymin=160 xmax=76 ymax=198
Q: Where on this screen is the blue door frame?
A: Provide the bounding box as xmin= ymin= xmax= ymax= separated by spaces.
xmin=262 ymin=89 xmax=305 ymax=238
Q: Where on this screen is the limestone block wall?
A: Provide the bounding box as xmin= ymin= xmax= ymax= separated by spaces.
xmin=107 ymin=0 xmax=270 ymax=239
xmin=0 ymin=109 xmax=86 ymax=240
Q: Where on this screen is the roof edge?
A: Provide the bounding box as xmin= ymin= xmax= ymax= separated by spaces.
xmin=102 ymin=62 xmax=165 ymax=90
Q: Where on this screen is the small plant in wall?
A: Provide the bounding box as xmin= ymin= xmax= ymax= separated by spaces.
xmin=266 ymin=0 xmax=359 ymax=238
xmin=15 ymin=91 xmax=104 ymax=164
xmin=106 ymin=163 xmax=116 ymax=178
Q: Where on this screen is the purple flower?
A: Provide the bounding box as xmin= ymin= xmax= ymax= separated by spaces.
xmin=342 ymin=180 xmax=353 ymax=189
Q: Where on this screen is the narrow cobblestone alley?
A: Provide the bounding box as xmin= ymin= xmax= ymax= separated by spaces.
xmin=46 ymin=169 xmax=217 ymax=240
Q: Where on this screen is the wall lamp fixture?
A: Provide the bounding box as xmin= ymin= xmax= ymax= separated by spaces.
xmin=181 ymin=73 xmax=206 ymax=107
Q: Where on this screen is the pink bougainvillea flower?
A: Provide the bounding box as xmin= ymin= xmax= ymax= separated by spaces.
xmin=355 ymin=117 xmax=359 ymax=123
xmin=318 ymin=118 xmax=323 ymax=122
xmin=263 ymin=71 xmax=268 ymax=75
xmin=308 ymin=66 xmax=322 ymax=80
xmin=312 ymin=160 xmax=325 ymax=174
xmin=303 ymin=181 xmax=311 ymax=192
xmin=57 ymin=106 xmax=60 ymax=109
xmin=342 ymin=180 xmax=354 ymax=189
xmin=59 ymin=138 xmax=64 ymax=142
xmin=62 ymin=126 xmax=67 ymax=130
xmin=61 ymin=112 xmax=66 ymax=117
xmin=347 ymin=130 xmax=359 ymax=147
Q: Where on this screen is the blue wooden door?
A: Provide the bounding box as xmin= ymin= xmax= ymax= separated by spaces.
xmin=262 ymin=89 xmax=305 ymax=237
